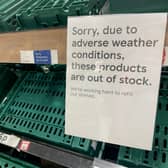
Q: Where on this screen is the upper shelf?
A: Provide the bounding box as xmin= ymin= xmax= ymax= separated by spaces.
xmin=0 ymin=28 xmax=67 ymax=64
xmin=0 ymin=23 xmax=167 ymax=64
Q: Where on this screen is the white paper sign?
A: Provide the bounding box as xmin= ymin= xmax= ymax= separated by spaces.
xmin=20 ymin=49 xmax=58 ymax=64
xmin=66 ymin=14 xmax=167 ymax=150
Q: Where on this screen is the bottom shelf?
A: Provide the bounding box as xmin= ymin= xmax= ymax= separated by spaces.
xmin=0 ymin=152 xmax=39 ymax=168
xmin=17 ymin=138 xmax=94 ymax=168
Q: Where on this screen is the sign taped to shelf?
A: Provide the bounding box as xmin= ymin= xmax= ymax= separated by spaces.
xmin=66 ymin=14 xmax=167 ymax=150
xmin=93 ymin=158 xmax=127 ymax=168
xmin=20 ymin=49 xmax=58 ymax=64
xmin=0 ymin=132 xmax=20 ymax=148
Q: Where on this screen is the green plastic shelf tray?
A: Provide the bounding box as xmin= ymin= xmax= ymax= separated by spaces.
xmin=0 ymin=153 xmax=39 ymax=168
xmin=159 ymin=75 xmax=168 ymax=97
xmin=0 ymin=71 xmax=100 ymax=156
xmin=16 ymin=0 xmax=106 ymax=29
xmin=0 ymin=0 xmax=106 ymax=31
xmin=0 ymin=0 xmax=48 ymax=32
xmin=160 ymin=76 xmax=168 ymax=90
xmin=118 ymin=147 xmax=168 ymax=168
xmin=109 ymin=0 xmax=168 ymax=14
xmin=0 ymin=0 xmax=23 ymax=32
xmin=153 ymin=98 xmax=168 ymax=151
xmin=0 ymin=66 xmax=17 ymax=103
xmin=0 ymin=0 xmax=35 ymax=32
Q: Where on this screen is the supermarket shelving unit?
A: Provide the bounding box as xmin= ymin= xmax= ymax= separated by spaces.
xmin=0 ymin=1 xmax=123 ymax=168
xmin=0 ymin=1 xmax=167 ymax=168
xmin=0 ymin=1 xmax=106 ymax=168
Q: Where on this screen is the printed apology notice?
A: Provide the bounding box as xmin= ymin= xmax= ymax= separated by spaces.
xmin=65 ymin=14 xmax=167 ymax=150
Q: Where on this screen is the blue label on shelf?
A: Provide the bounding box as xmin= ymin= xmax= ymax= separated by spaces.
xmin=34 ymin=50 xmax=51 ymax=64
